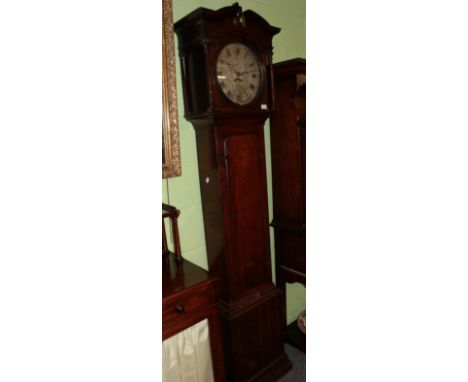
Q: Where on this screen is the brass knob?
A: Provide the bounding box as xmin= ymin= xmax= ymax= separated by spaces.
xmin=176 ymin=304 xmax=185 ymax=313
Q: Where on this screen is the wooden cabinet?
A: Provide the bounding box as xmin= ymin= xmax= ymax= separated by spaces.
xmin=163 ymin=255 xmax=225 ymax=381
xmin=270 ymin=58 xmax=306 ymax=352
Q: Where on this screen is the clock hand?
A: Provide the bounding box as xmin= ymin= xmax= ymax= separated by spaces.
xmin=223 ymin=63 xmax=249 ymax=80
xmin=224 ymin=62 xmax=247 ymax=77
xmin=226 ymin=62 xmax=238 ymax=73
xmin=238 ymin=70 xmax=255 ymax=76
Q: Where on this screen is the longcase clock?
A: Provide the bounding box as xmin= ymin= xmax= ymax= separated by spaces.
xmin=174 ymin=3 xmax=291 ymax=381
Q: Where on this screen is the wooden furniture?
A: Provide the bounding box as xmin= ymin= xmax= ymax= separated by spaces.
xmin=162 ymin=203 xmax=183 ymax=262
xmin=270 ymin=58 xmax=306 ymax=353
xmin=163 ymin=255 xmax=225 ymax=381
xmin=174 ymin=4 xmax=291 ymax=381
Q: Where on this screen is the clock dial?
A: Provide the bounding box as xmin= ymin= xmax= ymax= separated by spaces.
xmin=216 ymin=43 xmax=261 ymax=106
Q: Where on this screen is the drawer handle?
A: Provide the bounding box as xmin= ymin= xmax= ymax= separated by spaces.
xmin=176 ymin=304 xmax=185 ymax=313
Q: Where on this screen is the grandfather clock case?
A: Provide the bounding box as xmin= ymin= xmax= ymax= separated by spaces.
xmin=174 ymin=4 xmax=291 ymax=382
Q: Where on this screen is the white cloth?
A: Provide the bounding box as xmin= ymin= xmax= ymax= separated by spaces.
xmin=162 ymin=319 xmax=214 ymax=382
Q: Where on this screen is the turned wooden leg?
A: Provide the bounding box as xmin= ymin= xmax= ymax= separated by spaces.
xmin=162 ymin=219 xmax=169 ymax=256
xmin=171 ymin=215 xmax=183 ymax=263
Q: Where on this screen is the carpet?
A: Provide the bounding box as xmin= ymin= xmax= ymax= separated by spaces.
xmin=278 ymin=344 xmax=306 ymax=381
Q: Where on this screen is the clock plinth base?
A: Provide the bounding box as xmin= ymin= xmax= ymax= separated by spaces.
xmin=243 ymin=353 xmax=292 ymax=382
xmin=218 ymin=285 xmax=292 ymax=382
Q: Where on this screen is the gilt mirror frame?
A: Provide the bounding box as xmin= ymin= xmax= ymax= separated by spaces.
xmin=162 ymin=0 xmax=181 ymax=178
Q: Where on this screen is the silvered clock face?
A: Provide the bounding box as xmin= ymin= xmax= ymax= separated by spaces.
xmin=216 ymin=43 xmax=261 ymax=106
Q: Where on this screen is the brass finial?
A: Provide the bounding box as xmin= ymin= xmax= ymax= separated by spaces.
xmin=232 ymin=2 xmax=246 ymax=27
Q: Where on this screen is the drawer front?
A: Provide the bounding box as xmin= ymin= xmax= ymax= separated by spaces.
xmin=163 ymin=284 xmax=215 ymax=323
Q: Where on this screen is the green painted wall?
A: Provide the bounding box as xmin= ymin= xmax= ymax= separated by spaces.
xmin=163 ymin=0 xmax=306 ymax=324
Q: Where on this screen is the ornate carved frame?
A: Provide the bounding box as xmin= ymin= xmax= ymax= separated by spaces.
xmin=162 ymin=0 xmax=181 ymax=178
